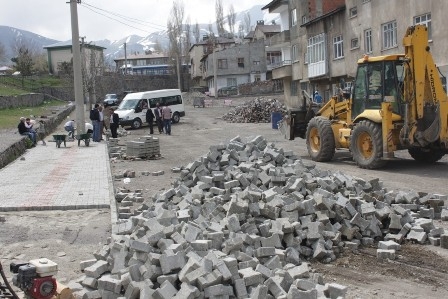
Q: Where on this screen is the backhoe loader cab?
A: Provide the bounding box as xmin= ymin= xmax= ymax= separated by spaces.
xmin=292 ymin=25 xmax=448 ymax=169
xmin=351 ymin=57 xmax=404 ymax=119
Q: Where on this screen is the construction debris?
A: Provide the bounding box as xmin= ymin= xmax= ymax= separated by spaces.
xmin=73 ymin=136 xmax=447 ymax=299
xmin=222 ymin=98 xmax=287 ymax=123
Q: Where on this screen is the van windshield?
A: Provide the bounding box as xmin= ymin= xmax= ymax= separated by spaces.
xmin=118 ymin=98 xmax=139 ymax=110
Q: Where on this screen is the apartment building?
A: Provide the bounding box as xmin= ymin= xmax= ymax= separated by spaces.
xmin=44 ymin=41 xmax=105 ymax=75
xmin=113 ymin=52 xmax=175 ymax=75
xmin=263 ymin=0 xmax=448 ymax=108
xmin=201 ymin=39 xmax=267 ymax=96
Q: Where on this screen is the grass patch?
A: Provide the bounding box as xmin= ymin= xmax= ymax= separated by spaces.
xmin=0 ymin=75 xmax=65 ymax=96
xmin=0 ymin=99 xmax=67 ymax=130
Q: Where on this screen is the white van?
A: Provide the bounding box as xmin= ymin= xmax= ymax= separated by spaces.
xmin=116 ymin=89 xmax=185 ymax=129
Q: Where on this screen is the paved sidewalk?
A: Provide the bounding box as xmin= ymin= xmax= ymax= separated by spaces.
xmin=0 ymin=139 xmax=114 ymax=212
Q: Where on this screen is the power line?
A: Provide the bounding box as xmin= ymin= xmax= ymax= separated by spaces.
xmin=79 ymin=2 xmax=167 ymax=36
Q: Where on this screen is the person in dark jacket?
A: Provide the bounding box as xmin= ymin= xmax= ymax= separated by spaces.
xmin=146 ymin=107 xmax=155 ymax=135
xmin=153 ymin=103 xmax=163 ymax=134
xmin=90 ymin=104 xmax=101 ymax=142
xmin=109 ymin=107 xmax=120 ymax=138
xmin=18 ymin=117 xmax=36 ymax=145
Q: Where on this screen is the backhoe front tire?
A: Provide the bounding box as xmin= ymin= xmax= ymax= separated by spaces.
xmin=350 ymin=120 xmax=387 ymax=169
xmin=408 ymin=147 xmax=445 ymax=163
xmin=305 ymin=116 xmax=335 ymax=162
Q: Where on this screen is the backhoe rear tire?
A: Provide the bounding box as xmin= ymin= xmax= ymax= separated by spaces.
xmin=350 ymin=120 xmax=387 ymax=169
xmin=305 ymin=116 xmax=335 ymax=162
xmin=408 ymin=147 xmax=445 ymax=163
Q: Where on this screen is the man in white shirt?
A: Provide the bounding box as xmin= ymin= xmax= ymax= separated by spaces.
xmin=64 ymin=120 xmax=75 ymax=139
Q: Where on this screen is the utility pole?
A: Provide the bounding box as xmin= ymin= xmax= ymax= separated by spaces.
xmin=69 ymin=0 xmax=85 ymax=135
xmin=124 ymin=42 xmax=127 ymax=75
xmin=213 ymin=41 xmax=218 ymax=100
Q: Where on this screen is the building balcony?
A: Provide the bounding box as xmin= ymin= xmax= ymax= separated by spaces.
xmin=271 ymin=60 xmax=292 ymax=79
xmin=266 ymin=30 xmax=290 ymax=48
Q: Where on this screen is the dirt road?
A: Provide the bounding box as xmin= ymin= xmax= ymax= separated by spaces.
xmin=1 ymin=94 xmax=447 ymax=298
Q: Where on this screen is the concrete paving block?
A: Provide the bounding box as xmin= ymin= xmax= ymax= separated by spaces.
xmin=440 ymin=234 xmax=448 ymax=249
xmin=81 ymin=276 xmax=98 ymax=289
xmin=378 ymin=240 xmax=401 ymax=251
xmin=265 ymin=277 xmax=287 ymax=298
xmin=227 ymin=214 xmax=241 ymax=232
xmin=287 ymin=285 xmax=317 ymax=299
xmin=84 ymin=260 xmax=109 ymax=278
xmin=160 ymin=251 xmax=186 ymax=274
xmin=324 ymin=283 xmax=348 ymax=299
xmin=98 ymin=275 xmax=122 ymax=294
xmin=83 ymin=290 xmax=102 ymax=299
xmin=406 ymin=230 xmax=427 ymax=244
xmin=153 ymin=280 xmax=178 ymax=299
xmin=287 ymin=263 xmax=310 ymax=279
xmin=255 ymin=247 xmax=276 ymax=258
xmin=428 ymin=236 xmax=441 ymax=246
xmin=429 ymin=227 xmax=445 ymax=238
xmin=249 ymin=285 xmax=268 ymax=299
xmin=172 ymin=283 xmax=200 ymax=299
xmin=377 ymin=249 xmax=396 ymax=260
xmin=260 ymin=233 xmax=283 ymax=248
xmin=80 ymin=259 xmax=98 ymax=271
xmin=441 ymin=209 xmax=448 ymax=221
xmin=157 ymin=274 xmax=178 ymax=286
xmin=238 ymin=267 xmax=264 ymax=286
xmin=204 ymin=284 xmax=234 ymax=297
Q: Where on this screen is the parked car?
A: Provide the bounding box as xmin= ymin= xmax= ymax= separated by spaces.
xmin=217 ymin=86 xmax=238 ymax=96
xmin=103 ymin=94 xmax=119 ymax=106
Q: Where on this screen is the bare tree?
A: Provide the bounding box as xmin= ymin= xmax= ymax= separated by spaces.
xmin=81 ymin=44 xmax=104 ymax=110
xmin=33 ymin=53 xmax=49 ymax=74
xmin=184 ymin=16 xmax=192 ymax=61
xmin=193 ymin=21 xmax=200 ymax=44
xmin=168 ymin=0 xmax=185 ymax=90
xmin=244 ymin=12 xmax=252 ymax=33
xmin=215 ymin=0 xmax=225 ymax=36
xmin=227 ymin=4 xmax=236 ymax=37
xmin=153 ymin=39 xmax=164 ymax=52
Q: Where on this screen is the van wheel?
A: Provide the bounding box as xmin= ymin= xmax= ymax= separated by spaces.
xmin=131 ymin=118 xmax=142 ymax=129
xmin=172 ymin=112 xmax=180 ymax=124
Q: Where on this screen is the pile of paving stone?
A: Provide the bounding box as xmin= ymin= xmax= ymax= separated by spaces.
xmin=72 ymin=136 xmax=447 ymax=299
xmin=222 ymin=98 xmax=287 ymax=123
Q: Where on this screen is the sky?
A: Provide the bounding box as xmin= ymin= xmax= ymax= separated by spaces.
xmin=1 ymin=0 xmax=266 ymax=42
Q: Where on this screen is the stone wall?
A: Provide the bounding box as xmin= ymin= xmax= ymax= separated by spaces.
xmin=0 ymin=93 xmax=45 ymax=109
xmin=0 ymin=104 xmax=75 ymax=169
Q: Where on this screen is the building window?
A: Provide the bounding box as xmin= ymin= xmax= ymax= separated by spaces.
xmin=307 ymin=33 xmax=325 ymax=64
xmin=253 ymin=60 xmax=260 ymax=65
xmin=351 ymin=38 xmax=359 ymax=49
xmin=333 ymin=35 xmax=344 ymax=59
xmin=291 ymin=80 xmax=298 ymax=96
xmin=292 ymin=44 xmax=299 ymax=62
xmin=414 ymin=13 xmax=432 ymax=40
xmin=364 ymin=29 xmax=372 ymax=53
xmin=349 ymin=7 xmax=357 ymax=18
xmin=218 ymin=59 xmax=228 ymax=69
xmin=291 ymin=8 xmax=297 ymax=26
xmin=227 ymin=78 xmax=237 ymax=87
xmin=382 ymin=21 xmax=397 ymax=49
xmin=237 ymin=57 xmax=244 ymax=68
xmin=302 ymin=15 xmax=308 ymax=24
xmin=254 ymin=75 xmax=261 ymax=82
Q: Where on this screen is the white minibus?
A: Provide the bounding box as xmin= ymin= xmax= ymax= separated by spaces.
xmin=116 ymin=89 xmax=185 ymax=129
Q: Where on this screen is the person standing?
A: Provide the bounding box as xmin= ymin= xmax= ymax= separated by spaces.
xmin=109 ymin=107 xmax=119 ymax=138
xmin=90 ymin=104 xmax=101 ymax=142
xmin=162 ymin=105 xmax=172 ymax=135
xmin=313 ymin=91 xmax=323 ymax=104
xmin=37 ymin=120 xmax=47 ymax=146
xmin=154 ymin=103 xmax=163 ymax=134
xmin=146 ymin=107 xmax=155 ymax=135
xmin=98 ymin=105 xmax=105 ymax=140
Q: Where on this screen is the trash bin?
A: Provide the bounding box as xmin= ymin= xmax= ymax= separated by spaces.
xmin=271 ymin=112 xmax=282 ymax=129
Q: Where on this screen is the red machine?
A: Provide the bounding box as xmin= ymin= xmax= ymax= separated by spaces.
xmin=9 ymin=259 xmax=58 ymax=299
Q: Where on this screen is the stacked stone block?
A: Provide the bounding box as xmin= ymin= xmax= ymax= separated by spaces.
xmin=75 ymin=135 xmax=447 ymax=299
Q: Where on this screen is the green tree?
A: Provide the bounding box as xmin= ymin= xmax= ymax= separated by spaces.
xmin=11 ymin=46 xmax=33 ymax=76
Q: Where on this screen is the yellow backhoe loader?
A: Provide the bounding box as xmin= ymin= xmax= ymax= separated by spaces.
xmin=288 ymin=25 xmax=448 ymax=169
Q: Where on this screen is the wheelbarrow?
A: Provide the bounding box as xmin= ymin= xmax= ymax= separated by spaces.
xmin=76 ymin=133 xmax=91 ymax=147
xmin=52 ymin=134 xmax=66 ymax=148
